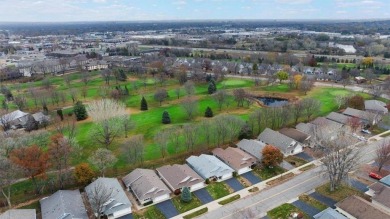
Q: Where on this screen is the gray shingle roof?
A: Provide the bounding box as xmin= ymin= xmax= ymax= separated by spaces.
xmin=0 ymin=210 xmax=36 ymax=219
xmin=186 ymin=154 xmax=234 ymax=179
xmin=380 ymin=175 xmax=390 ymax=186
xmin=39 ymin=190 xmax=88 ymax=219
xmin=236 ymin=139 xmax=266 ymax=160
xmin=343 ymin=107 xmax=378 ymax=121
xmin=257 ymin=128 xmax=296 ymax=153
xmin=365 ymin=100 xmax=388 ymax=114
xmin=156 ymin=164 xmax=204 ymax=191
xmin=336 ymin=195 xmax=390 ymax=219
xmin=85 ymin=177 xmax=132 ymax=216
xmin=326 ymin=112 xmax=351 ymax=124
xmin=122 ymin=169 xmax=170 ymax=201
xmin=296 ymin=123 xmax=316 ymax=136
xmin=313 ymin=207 xmax=347 ymax=219
xmin=279 ymin=128 xmax=310 ymax=143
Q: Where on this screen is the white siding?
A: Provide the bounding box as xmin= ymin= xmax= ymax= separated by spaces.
xmin=237 ymin=167 xmax=252 ymax=175
xmin=292 ymin=144 xmax=303 ymax=155
xmin=218 ymin=173 xmax=233 ymax=182
xmin=153 ymin=194 xmax=170 ymax=204
xmin=190 ymin=182 xmax=205 ymax=192
xmin=111 ymin=207 xmax=132 ymax=219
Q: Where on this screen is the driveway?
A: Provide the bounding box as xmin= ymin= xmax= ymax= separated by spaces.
xmin=156 ymin=200 xmax=179 ymax=218
xmin=117 ymin=214 xmax=133 ymax=219
xmin=292 ymin=200 xmax=321 ymax=217
xmin=194 ymin=188 xmax=214 ymax=204
xmin=348 ymin=178 xmax=369 ymax=193
xmin=280 ymin=160 xmax=295 ymax=170
xmin=225 ymin=178 xmax=244 ymax=192
xmin=294 ymin=152 xmax=314 ymax=162
xmin=309 ymin=192 xmax=337 ymax=207
xmin=241 ymin=171 xmax=262 ymax=184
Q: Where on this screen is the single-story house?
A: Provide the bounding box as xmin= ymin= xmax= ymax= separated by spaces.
xmin=296 ymin=122 xmax=316 ymax=136
xmin=156 ymin=164 xmax=205 ymax=193
xmin=40 ymin=190 xmax=88 ymax=219
xmin=85 ymin=177 xmax=132 ymax=219
xmin=186 ymin=154 xmax=234 ymax=182
xmin=326 ymin=112 xmax=351 ymax=125
xmin=212 ymin=147 xmax=257 ymax=175
xmin=236 ymin=139 xmax=266 ymax=161
xmin=257 ymin=128 xmax=303 ymax=156
xmin=380 ymin=175 xmax=390 ymax=186
xmin=313 ymin=207 xmax=347 ymax=219
xmin=365 ymin=100 xmax=388 ymax=115
xmin=32 ymin=112 xmax=50 ymax=124
xmin=309 ymin=117 xmax=344 ymax=140
xmin=366 ymin=183 xmax=390 ymax=213
xmin=122 ymin=168 xmax=171 ymax=205
xmin=0 ymin=210 xmax=36 ymax=219
xmin=335 ymin=195 xmax=390 ymax=219
xmin=84 ymin=60 xmax=109 ymax=71
xmin=343 ymin=107 xmax=381 ymax=125
xmin=279 ymin=128 xmax=311 ymax=146
xmin=0 ymin=110 xmax=30 ymax=129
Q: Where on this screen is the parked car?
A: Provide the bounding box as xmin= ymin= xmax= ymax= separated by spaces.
xmin=369 ymin=172 xmax=383 ymax=180
xmin=361 ymin=129 xmax=371 ymax=134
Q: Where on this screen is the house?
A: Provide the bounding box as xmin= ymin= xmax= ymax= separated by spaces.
xmin=326 ymin=112 xmax=351 ymax=125
xmin=296 ymin=122 xmax=316 ymax=136
xmin=212 ymin=147 xmax=257 ymax=175
xmin=0 ymin=209 xmax=36 ymax=219
xmin=380 ymin=175 xmax=390 ymax=186
xmin=85 ymin=178 xmax=132 ymax=219
xmin=156 ymin=164 xmax=205 ymax=193
xmin=84 ymin=60 xmax=109 ymax=71
xmin=366 ymin=183 xmax=390 ymax=213
xmin=32 ymin=112 xmax=50 ymax=124
xmin=0 ymin=110 xmax=30 ymax=129
xmin=122 ymin=168 xmax=170 ymax=205
xmin=365 ymin=100 xmax=388 ymax=115
xmin=313 ymin=207 xmax=347 ymax=219
xmin=186 ymin=154 xmax=234 ymax=182
xmin=257 ymin=128 xmax=303 ymax=156
xmin=236 ymin=139 xmax=266 ymax=161
xmin=335 ymin=195 xmax=390 ymax=219
xmin=40 ymin=190 xmax=88 ymax=219
xmin=279 ymin=128 xmax=311 ymax=146
xmin=343 ymin=107 xmax=381 ymax=125
xmin=355 ymin=76 xmax=367 ymax=84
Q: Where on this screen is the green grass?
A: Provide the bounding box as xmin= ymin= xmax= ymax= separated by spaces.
xmin=316 ymin=183 xmax=364 ymax=202
xmin=205 ymin=182 xmax=231 ymax=200
xmin=262 ymin=84 xmax=291 ymax=93
xmin=134 ymin=206 xmax=166 ymax=219
xmin=172 ymin=195 xmax=203 ymax=214
xmin=299 ymin=194 xmax=327 ymax=211
xmin=18 ymin=200 xmax=40 ymax=210
xmin=284 ymin=156 xmax=308 ymax=167
xmin=218 ymin=194 xmax=241 ymax=205
xmin=252 ymin=166 xmax=286 ymax=180
xmin=183 ymin=207 xmax=208 ymax=219
xmin=267 ymin=203 xmax=310 ymax=219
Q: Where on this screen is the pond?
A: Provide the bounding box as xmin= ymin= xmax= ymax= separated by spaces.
xmin=257 ymin=97 xmax=289 ymax=107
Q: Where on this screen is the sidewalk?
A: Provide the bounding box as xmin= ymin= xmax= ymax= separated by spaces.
xmin=172 ymin=160 xmax=322 ymax=219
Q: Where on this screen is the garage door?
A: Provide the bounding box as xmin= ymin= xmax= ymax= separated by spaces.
xmin=237 ymin=167 xmax=251 ymax=175
xmin=219 ymin=173 xmax=233 ymax=181
xmin=190 ymin=182 xmax=205 ymax=191
xmin=153 ymin=194 xmax=170 ymax=204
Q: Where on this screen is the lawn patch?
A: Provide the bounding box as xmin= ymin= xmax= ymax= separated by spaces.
xmin=172 ymin=195 xmax=203 ymax=214
xmin=316 ymin=183 xmax=364 ymax=202
xmin=183 ymin=207 xmax=208 ymax=219
xmin=205 ymin=182 xmax=231 ymax=200
xmin=299 ymin=164 xmax=316 ymax=172
xmin=134 ymin=205 xmax=165 ymax=219
xmin=218 ymin=194 xmax=240 ymax=205
xmin=299 ymin=194 xmax=327 ymax=211
xmin=267 ymin=203 xmax=310 ymax=219
xmin=252 ymin=166 xmax=286 ymax=180
xmin=285 ymin=156 xmax=308 ymax=167
xmin=266 ymin=173 xmax=295 ymax=186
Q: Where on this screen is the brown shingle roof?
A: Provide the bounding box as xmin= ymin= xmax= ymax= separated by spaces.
xmin=368 ymin=183 xmax=390 ymax=209
xmin=279 ymin=128 xmax=310 ymax=143
xmin=336 ymin=195 xmax=390 ymax=219
xmin=156 ymin=164 xmax=204 ymax=191
xmin=212 ymin=147 xmax=256 ymax=171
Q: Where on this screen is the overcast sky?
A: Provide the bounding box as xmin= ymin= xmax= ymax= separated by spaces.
xmin=0 ymin=0 xmax=388 ymax=22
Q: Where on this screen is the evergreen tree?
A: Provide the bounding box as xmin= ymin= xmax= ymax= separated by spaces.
xmin=74 ymin=101 xmax=88 ymax=121
xmin=181 ymin=187 xmax=192 ymax=203
xmin=208 ymin=82 xmax=216 ymax=94
xmin=140 ymin=96 xmax=148 ymax=111
xmin=57 ymin=109 xmax=64 ymax=121
xmin=118 ymin=69 xmax=127 ymax=81
xmin=162 ymin=110 xmax=171 ymax=124
xmin=204 ymin=106 xmax=213 ymax=118
xmin=238 ymin=122 xmax=253 ymax=139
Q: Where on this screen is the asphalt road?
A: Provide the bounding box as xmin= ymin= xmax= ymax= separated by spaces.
xmin=197 ymin=137 xmax=388 ymax=219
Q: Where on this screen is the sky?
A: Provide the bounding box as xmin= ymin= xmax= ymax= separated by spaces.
xmin=0 ymin=0 xmax=389 ymax=22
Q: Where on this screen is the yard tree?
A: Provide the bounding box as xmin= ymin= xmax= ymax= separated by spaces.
xmin=154 ymin=89 xmax=168 ymax=106
xmin=69 ymin=88 xmax=79 ymax=104
xmin=48 ymin=134 xmax=73 ymax=189
xmin=276 ymin=71 xmax=289 ymax=83
xmin=89 ymin=148 xmax=117 ymax=177
xmin=0 ymin=157 xmax=20 ymax=208
xmin=181 ymin=187 xmax=192 ymax=203
xmin=348 ymin=95 xmax=365 ymax=110
xmin=183 ymin=124 xmax=199 ymax=153
xmin=74 ymin=163 xmax=95 ymax=185
xmin=261 ymin=145 xmax=283 ymax=168
xmin=293 ymin=74 xmax=303 ymax=89
xmin=347 ymin=117 xmax=361 ymax=133
xmin=74 ymin=101 xmax=88 ymax=121
xmin=233 ymin=88 xmax=247 ymax=107
xmin=204 ymin=106 xmax=213 ymax=118
xmin=88 ymin=181 xmax=114 ymax=219
xmin=376 ymin=140 xmax=390 ymax=172
xmin=301 ymin=98 xmax=322 ymax=120
xmin=121 ymin=115 xmax=134 ymax=138
xmin=181 ymin=97 xmax=198 ymax=120
xmin=184 ymin=81 xmax=195 ymax=96
xmin=154 ymin=129 xmax=169 ymax=160
xmin=162 ymin=110 xmax=171 ymax=124
xmin=225 ymin=115 xmax=245 ymax=142
xmin=10 ymin=145 xmax=49 ymax=194
xmin=214 ymin=115 xmax=230 ymax=147
xmin=140 ymin=96 xmax=148 ymax=111
xmin=87 ymin=99 xmax=127 ymax=148
xmin=213 ymin=89 xmax=228 ymax=110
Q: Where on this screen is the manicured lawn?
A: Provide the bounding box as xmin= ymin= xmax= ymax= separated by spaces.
xmin=267 ymin=203 xmax=310 ymax=219
xmin=284 ymin=156 xmax=308 ymax=167
xmin=262 ymin=84 xmax=291 ymax=93
xmin=183 ymin=207 xmax=208 ymax=219
xmin=299 ymin=194 xmax=327 ymax=211
xmin=134 ymin=206 xmax=166 ymax=219
xmin=252 ymin=166 xmax=286 ymax=180
xmin=218 ymin=194 xmax=241 ymax=205
xmin=316 ymin=183 xmax=364 ymax=202
xmin=172 ymin=195 xmax=203 ymax=214
xmin=205 ymin=182 xmax=231 ymax=200
xmin=18 ymin=200 xmax=40 ymax=210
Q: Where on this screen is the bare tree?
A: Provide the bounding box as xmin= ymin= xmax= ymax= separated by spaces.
xmin=213 ymin=89 xmax=228 ymax=111
xmin=0 ymin=157 xmax=20 ymax=208
xmin=291 ymin=101 xmax=305 ymax=124
xmin=224 ymin=115 xmax=245 ymax=142
xmin=167 ymin=127 xmax=182 ymax=154
xmin=81 ymin=86 xmax=88 ymax=99
xmin=0 ymin=109 xmax=13 ymax=131
xmin=81 ymin=71 xmax=91 ymax=85
xmin=335 ymin=95 xmax=349 ymax=109
xmin=48 ymin=134 xmax=73 ymax=189
xmin=87 ymin=181 xmax=115 ymax=219
xmin=300 ymin=79 xmax=314 ymax=95
xmin=249 ymin=109 xmax=264 ymax=136
xmin=101 ymin=69 xmax=112 ymax=85
xmin=63 ymin=74 xmax=72 ymax=87
xmin=174 ymin=87 xmax=181 ymax=99
xmin=233 ymin=88 xmax=247 ymax=107
xmin=154 ymin=89 xmax=168 ymax=106
xmin=154 ymin=129 xmax=169 ymax=160
xmin=183 ymin=81 xmax=195 ymax=96
xmin=376 ymin=140 xmax=390 ymax=172
xmin=122 ymin=134 xmax=144 ymax=165
xmin=181 ymin=97 xmax=198 ymax=120
xmin=214 ymin=115 xmax=230 ymax=147
xmin=41 ymin=77 xmax=52 ymax=90
xmin=14 ymin=95 xmax=27 ymax=110
xmin=68 ymin=88 xmax=79 ymax=104
xmin=89 ymin=148 xmax=117 ymax=177
xmin=183 ymin=124 xmax=199 ymax=153
xmin=198 ymin=119 xmax=215 ymax=148
xmin=301 ymin=98 xmax=322 ymax=120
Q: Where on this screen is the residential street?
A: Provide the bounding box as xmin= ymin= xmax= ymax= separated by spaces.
xmin=196 ymin=137 xmax=388 ymax=219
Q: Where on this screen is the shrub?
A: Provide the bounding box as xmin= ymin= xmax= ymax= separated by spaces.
xmin=73 ymin=101 xmax=88 ymax=121
xmin=162 ymin=110 xmax=171 ymax=124
xmin=204 ymin=106 xmax=214 ymax=117
xmin=74 ymin=163 xmax=95 ymax=185
xmin=181 ymin=187 xmax=192 ymax=203
xmin=140 ymin=96 xmax=148 ymax=111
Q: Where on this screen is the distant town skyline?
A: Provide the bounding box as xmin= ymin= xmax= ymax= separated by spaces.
xmin=0 ymin=0 xmax=389 ymax=22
